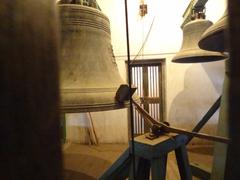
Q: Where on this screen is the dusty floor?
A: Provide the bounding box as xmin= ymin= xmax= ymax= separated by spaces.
xmin=63 ymin=143 xmax=213 ymax=180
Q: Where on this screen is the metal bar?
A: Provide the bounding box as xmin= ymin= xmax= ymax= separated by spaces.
xmin=155 ymin=66 xmax=157 ymax=97
xmin=138 ymin=67 xmax=141 ymax=133
xmin=139 ymin=67 xmax=141 ymax=133
xmin=124 ymin=0 xmax=136 ymax=178
xmin=134 ymin=67 xmax=138 ymax=134
xmin=140 ymin=67 xmax=143 ymax=97
xmin=186 ymin=96 xmax=222 ymax=144
xmin=143 ymin=66 xmax=149 ymax=113
xmin=152 ymin=66 xmax=155 ymax=97
xmin=151 ymin=66 xmax=153 ymax=97
xmin=153 ymin=67 xmax=156 ymax=119
xmin=140 ymin=67 xmax=142 ymax=133
xmin=132 ymin=100 xmax=230 ymax=144
xmin=151 ymin=67 xmax=154 ymax=118
xmin=159 ymin=64 xmax=164 ymax=122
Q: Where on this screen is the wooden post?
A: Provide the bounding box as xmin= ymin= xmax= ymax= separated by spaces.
xmin=224 ymin=1 xmax=240 ymax=179
xmin=0 ymin=1 xmax=63 ymax=179
xmin=158 ymin=63 xmax=166 ymax=122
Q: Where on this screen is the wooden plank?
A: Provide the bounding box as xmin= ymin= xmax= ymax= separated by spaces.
xmin=131 ymin=134 xmax=188 ymax=159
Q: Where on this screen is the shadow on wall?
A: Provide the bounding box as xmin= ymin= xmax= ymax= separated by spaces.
xmin=168 ymin=61 xmax=224 ymax=144
xmin=201 ymin=60 xmax=225 ymax=94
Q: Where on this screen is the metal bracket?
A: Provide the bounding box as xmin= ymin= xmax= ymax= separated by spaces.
xmin=181 ymin=0 xmax=208 ymax=28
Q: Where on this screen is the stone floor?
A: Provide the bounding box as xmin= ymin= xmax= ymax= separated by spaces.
xmin=63 ymin=143 xmax=213 ymax=180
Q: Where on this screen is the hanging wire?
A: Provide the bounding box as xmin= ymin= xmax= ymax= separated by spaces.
xmin=131 ymin=16 xmax=156 ymax=63
xmin=124 ymin=0 xmax=136 ymax=179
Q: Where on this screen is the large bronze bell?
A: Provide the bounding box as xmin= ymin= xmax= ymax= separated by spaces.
xmin=172 ymin=18 xmax=226 ymax=63
xmin=58 ymin=4 xmax=126 ymax=113
xmin=198 ymin=11 xmax=228 ymax=52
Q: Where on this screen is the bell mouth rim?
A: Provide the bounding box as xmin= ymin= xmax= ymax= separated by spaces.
xmin=60 ymin=102 xmax=130 ymax=113
xmin=60 ymin=89 xmax=140 ymax=113
xmin=199 ymin=25 xmax=227 ymax=46
xmin=172 ymin=55 xmax=226 ymax=63
xmin=198 ymin=31 xmax=227 ymax=52
xmin=172 ymin=50 xmax=227 ymax=63
xmin=198 ymin=13 xmax=228 ymax=52
xmin=60 ymin=96 xmax=140 ymax=113
xmin=61 ymin=87 xmax=119 ymax=93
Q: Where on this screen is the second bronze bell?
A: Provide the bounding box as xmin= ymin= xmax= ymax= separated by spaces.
xmin=198 ymin=11 xmax=228 ymax=52
xmin=172 ymin=18 xmax=226 ymax=63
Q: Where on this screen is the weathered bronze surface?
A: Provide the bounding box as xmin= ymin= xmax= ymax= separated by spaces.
xmin=172 ymin=19 xmax=226 ymax=63
xmin=58 ymin=4 xmax=126 ymax=113
xmin=199 ymin=11 xmax=228 ymax=52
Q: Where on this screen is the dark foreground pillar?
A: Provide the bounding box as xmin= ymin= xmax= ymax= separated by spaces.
xmin=0 ymin=1 xmax=63 ymax=180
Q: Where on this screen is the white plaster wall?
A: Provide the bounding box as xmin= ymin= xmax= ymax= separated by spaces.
xmin=165 ymin=0 xmax=226 ymax=144
xmin=166 ymin=57 xmax=225 ymax=144
xmin=65 ymin=0 xmax=227 ymax=144
xmin=66 ymin=109 xmax=129 ymax=143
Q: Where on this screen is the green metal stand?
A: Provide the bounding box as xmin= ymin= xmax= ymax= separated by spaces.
xmin=100 ymin=134 xmax=192 ymax=180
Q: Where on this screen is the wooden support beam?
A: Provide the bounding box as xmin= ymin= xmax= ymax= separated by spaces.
xmin=132 ymin=100 xmax=229 ymax=144
xmin=224 ymin=1 xmax=240 ymax=179
xmin=0 ymin=1 xmax=63 ymax=179
xmin=186 ymin=96 xmax=221 ymax=144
